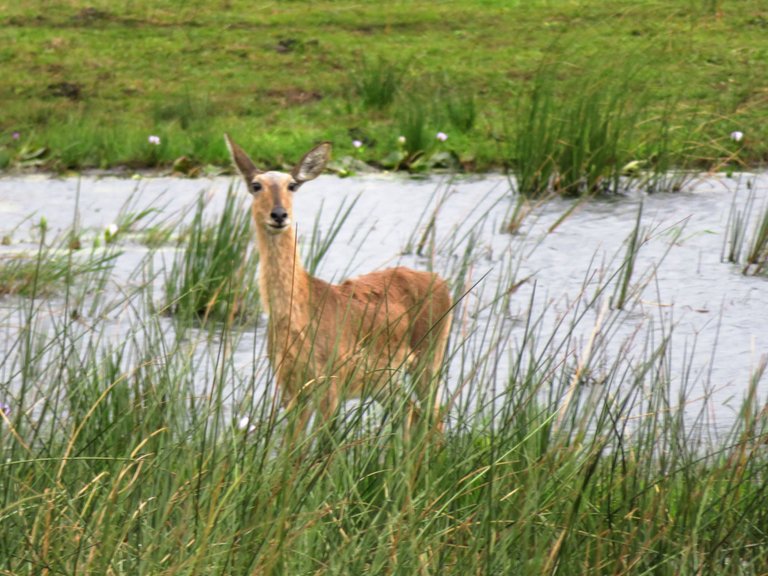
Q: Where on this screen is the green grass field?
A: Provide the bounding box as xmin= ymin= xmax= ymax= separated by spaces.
xmin=1 ymin=0 xmax=767 ymax=187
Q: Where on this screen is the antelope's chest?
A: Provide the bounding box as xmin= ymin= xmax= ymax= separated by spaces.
xmin=267 ymin=317 xmax=308 ymax=359
xmin=266 ymin=311 xmax=353 ymax=368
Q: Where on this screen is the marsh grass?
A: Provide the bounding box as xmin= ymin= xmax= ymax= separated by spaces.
xmin=509 ymin=56 xmax=714 ymax=199
xmin=163 ymin=185 xmax=259 ymax=324
xmin=723 ymin=180 xmax=768 ymax=276
xmin=386 ymin=99 xmax=456 ymax=172
xmin=613 ymin=201 xmax=644 ymax=310
xmin=151 ymin=92 xmax=215 ymax=131
xmin=635 ymin=103 xmax=698 ymax=194
xmin=439 ymin=79 xmax=477 ymax=134
xmin=352 ymin=56 xmax=406 ymax=110
xmin=397 ymin=98 xmax=433 ymax=167
xmin=0 ymin=228 xmax=120 ymax=298
xmin=724 ymin=186 xmax=752 ymax=265
xmin=511 ymin=64 xmax=651 ymax=198
xmin=745 ymin=202 xmax=768 ymax=275
xmin=304 ymin=193 xmax=361 ymax=276
xmin=445 ymin=92 xmax=476 ymax=134
xmin=16 ymin=113 xmax=231 ymax=172
xmin=553 ymin=80 xmax=636 ymax=196
xmin=511 ymin=73 xmax=559 ymax=197
xmin=1 ymin=183 xmax=767 ymax=574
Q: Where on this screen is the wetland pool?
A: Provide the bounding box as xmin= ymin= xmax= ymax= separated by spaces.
xmin=0 ymin=172 xmax=766 ymax=434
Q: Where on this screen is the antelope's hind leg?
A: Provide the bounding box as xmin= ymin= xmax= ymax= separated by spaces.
xmin=410 ymin=314 xmax=452 ymax=433
xmin=279 ymin=387 xmax=313 ymax=443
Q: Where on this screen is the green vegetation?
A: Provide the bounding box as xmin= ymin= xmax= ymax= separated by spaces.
xmin=1 ymin=0 xmax=767 ymax=191
xmin=0 ymin=217 xmax=119 ymax=298
xmin=1 ymin=184 xmax=767 ymax=574
xmin=747 ymin=204 xmax=768 ymax=274
xmin=163 ymin=185 xmax=260 ymax=324
xmin=724 ymin=178 xmax=768 ymax=276
xmin=353 ymin=56 xmax=405 ymax=110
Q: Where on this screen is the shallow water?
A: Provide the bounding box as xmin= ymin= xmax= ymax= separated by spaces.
xmin=0 ymin=172 xmax=766 ymax=430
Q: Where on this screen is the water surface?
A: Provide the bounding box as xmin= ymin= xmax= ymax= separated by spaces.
xmin=0 ymin=172 xmax=765 ymax=430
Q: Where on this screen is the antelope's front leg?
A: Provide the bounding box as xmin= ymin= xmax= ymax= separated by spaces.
xmin=317 ymin=379 xmax=340 ymax=425
xmin=277 ymin=378 xmax=313 ymax=441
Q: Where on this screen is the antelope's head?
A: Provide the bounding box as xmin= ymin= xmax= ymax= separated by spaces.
xmin=225 ymin=134 xmax=331 ymax=234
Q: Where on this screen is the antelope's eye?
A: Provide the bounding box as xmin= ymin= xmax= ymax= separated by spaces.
xmin=288 ymin=181 xmax=299 ymax=192
xmin=251 ymin=181 xmax=263 ymax=193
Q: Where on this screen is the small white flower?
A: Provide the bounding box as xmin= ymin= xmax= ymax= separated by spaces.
xmin=436 ymin=131 xmax=448 ymax=142
xmin=237 ymin=416 xmax=256 ymax=433
xmin=352 ymin=139 xmax=363 ymax=149
xmin=148 ymin=135 xmax=161 ymax=145
xmin=730 ymin=131 xmax=744 ymax=143
xmin=397 ymin=135 xmax=406 ymax=145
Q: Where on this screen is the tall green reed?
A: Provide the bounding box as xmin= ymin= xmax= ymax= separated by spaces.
xmin=397 ymin=98 xmax=433 ymax=165
xmin=510 ymin=70 xmax=560 ymax=197
xmin=0 ymin=221 xmax=120 ymax=299
xmin=304 ymin=193 xmax=361 ymax=276
xmin=722 ymin=178 xmax=768 ymax=276
xmin=746 ymin=204 xmax=768 ymax=275
xmin=163 ymin=185 xmax=259 ymax=324
xmin=613 ymin=200 xmax=644 ymax=310
xmin=352 ymin=56 xmax=406 ymax=110
xmin=510 ymin=59 xmax=694 ymax=198
xmin=439 ymin=79 xmax=477 ymax=134
xmin=1 ymin=179 xmax=767 ymax=574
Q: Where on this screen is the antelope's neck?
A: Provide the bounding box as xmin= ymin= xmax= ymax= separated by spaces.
xmin=255 ymin=226 xmax=309 ymax=324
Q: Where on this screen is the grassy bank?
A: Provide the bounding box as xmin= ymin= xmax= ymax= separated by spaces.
xmin=1 ymin=181 xmax=767 ymax=574
xmin=1 ymin=0 xmax=767 ymax=188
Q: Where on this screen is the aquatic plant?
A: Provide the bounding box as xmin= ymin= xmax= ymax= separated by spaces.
xmin=723 ymin=179 xmax=768 ymax=276
xmin=613 ymin=201 xmax=644 ymax=310
xmin=745 ymin=203 xmax=768 ymax=275
xmin=163 ymin=185 xmax=259 ymax=324
xmin=397 ymin=99 xmax=432 ymax=165
xmin=728 ymin=189 xmax=768 ymax=277
xmin=510 ymin=70 xmax=559 ymax=197
xmin=0 ymin=226 xmax=119 ymax=298
xmin=510 ymin=62 xmax=649 ymax=197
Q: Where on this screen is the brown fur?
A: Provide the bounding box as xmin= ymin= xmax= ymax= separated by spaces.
xmin=226 ymin=135 xmax=452 ymax=430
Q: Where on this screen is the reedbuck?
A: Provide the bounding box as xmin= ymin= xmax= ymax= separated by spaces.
xmin=225 ymin=135 xmax=452 ymax=431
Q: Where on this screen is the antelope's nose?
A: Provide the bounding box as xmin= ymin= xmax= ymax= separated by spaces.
xmin=270 ymin=206 xmax=288 ymax=226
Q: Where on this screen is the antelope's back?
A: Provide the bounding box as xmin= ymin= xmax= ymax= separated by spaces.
xmin=337 ymin=267 xmax=451 ymax=346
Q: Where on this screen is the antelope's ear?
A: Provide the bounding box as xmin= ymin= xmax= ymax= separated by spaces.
xmin=292 ymin=142 xmax=331 ymax=183
xmin=224 ymin=133 xmax=260 ymax=180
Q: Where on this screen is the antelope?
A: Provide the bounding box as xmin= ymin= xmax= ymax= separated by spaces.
xmin=225 ymin=134 xmax=452 ymax=432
